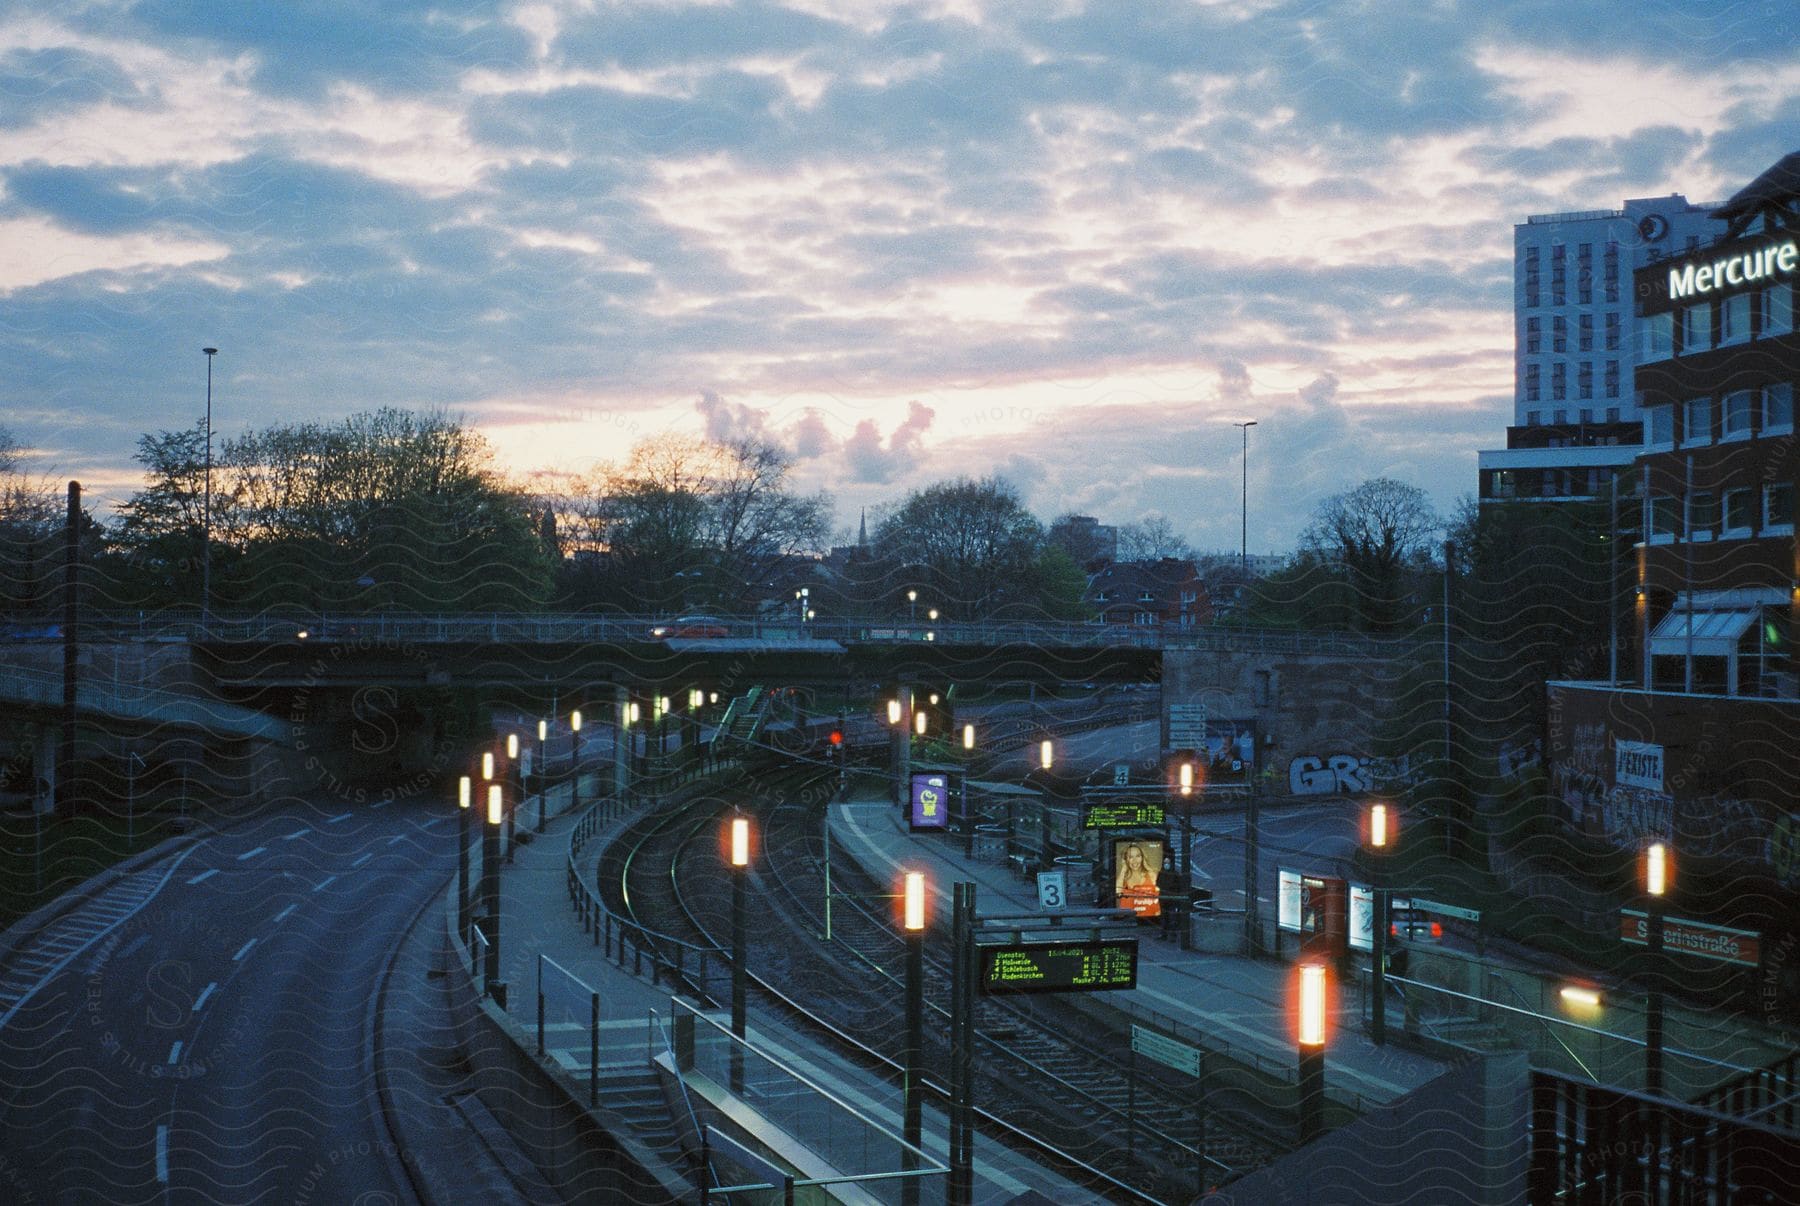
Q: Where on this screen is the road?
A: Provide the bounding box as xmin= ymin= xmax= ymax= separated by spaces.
xmin=0 ymin=797 xmax=456 ymax=1204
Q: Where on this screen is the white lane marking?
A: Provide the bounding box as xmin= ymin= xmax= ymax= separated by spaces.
xmin=273 ymin=904 xmax=298 ymax=923
xmin=313 ymin=875 xmax=337 ymax=893
xmin=192 ymin=982 xmax=216 ymax=1012
xmin=326 ymin=812 xmax=351 ymax=824
xmin=351 ymin=853 xmax=372 ymax=868
xmin=281 ymin=828 xmax=310 ymax=841
xmin=167 ymin=1040 xmax=183 ymax=1065
xmin=186 ymin=869 xmax=219 ymax=885
xmin=232 ymin=939 xmax=256 ymax=962
xmin=420 ymin=818 xmax=443 ymax=831
xmin=386 ymin=835 xmax=405 ymax=846
xmin=117 ymin=933 xmax=149 ymax=961
xmin=236 ymin=846 xmax=267 ymax=861
xmin=155 ymin=1125 xmax=169 ymax=1183
xmin=371 ymin=799 xmax=389 ymax=809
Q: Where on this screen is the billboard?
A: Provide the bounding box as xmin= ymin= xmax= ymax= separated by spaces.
xmin=910 ymin=772 xmax=950 ymax=830
xmin=1113 ymin=838 xmax=1164 ymax=920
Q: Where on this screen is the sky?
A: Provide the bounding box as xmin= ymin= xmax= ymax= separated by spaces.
xmin=1 ymin=1 xmax=1796 ymax=556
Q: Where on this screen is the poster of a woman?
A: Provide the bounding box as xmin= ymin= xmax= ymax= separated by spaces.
xmin=1113 ymin=840 xmax=1163 ymax=920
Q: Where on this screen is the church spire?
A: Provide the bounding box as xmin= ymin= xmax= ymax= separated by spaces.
xmin=858 ymin=507 xmax=868 ymax=547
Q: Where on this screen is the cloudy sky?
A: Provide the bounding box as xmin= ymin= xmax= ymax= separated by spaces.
xmin=2 ymin=1 xmax=1796 ymax=554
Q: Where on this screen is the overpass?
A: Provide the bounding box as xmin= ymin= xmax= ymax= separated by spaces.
xmin=0 ymin=661 xmax=290 ymax=742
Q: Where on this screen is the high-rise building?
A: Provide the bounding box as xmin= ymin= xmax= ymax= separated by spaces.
xmin=1478 ymin=195 xmax=1725 ymax=507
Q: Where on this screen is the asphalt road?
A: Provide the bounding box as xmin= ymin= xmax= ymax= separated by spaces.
xmin=0 ymin=796 xmax=456 ymax=1205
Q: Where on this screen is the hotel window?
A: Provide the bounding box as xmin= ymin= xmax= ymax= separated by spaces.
xmin=1579 ymin=314 xmax=1593 ymax=351
xmin=1766 ymin=481 xmax=1795 ymax=532
xmin=1720 ymin=291 xmax=1751 ymax=347
xmin=1554 ymin=408 xmax=1568 ymax=424
xmin=1722 ymin=389 xmax=1755 ymax=439
xmin=1765 ymin=382 xmax=1794 ymax=433
xmin=1525 ymin=408 xmax=1540 ymax=425
xmin=1551 ymin=365 xmax=1566 ymax=401
xmin=1764 ymin=282 xmax=1793 ymax=336
xmin=1553 ymin=316 xmax=1567 ymax=352
xmin=1723 ymin=488 xmax=1754 ymax=536
xmin=1524 ymin=247 xmax=1540 ymax=308
xmin=1647 ymin=405 xmax=1673 ymax=446
xmin=1687 ymin=491 xmax=1717 ymax=540
xmin=1604 ymin=312 xmax=1620 ymax=350
xmin=1551 ymin=244 xmax=1566 ymax=305
xmin=1524 ymin=365 xmax=1541 ymax=402
xmin=1578 ymin=362 xmax=1594 ymax=399
xmin=1604 ymin=241 xmax=1620 ymax=303
xmin=1577 ymin=243 xmax=1593 ymax=304
xmin=1525 ymin=317 xmax=1540 ymax=354
xmin=1642 ymin=312 xmax=1673 ymax=360
xmin=1605 ymin=361 xmax=1620 ymax=399
xmin=1607 ymin=406 xmax=1621 ymax=422
xmin=1650 ymin=494 xmax=1681 ymax=539
xmin=1680 ymin=301 xmax=1712 ymax=355
xmin=1682 ymin=396 xmax=1711 ymax=445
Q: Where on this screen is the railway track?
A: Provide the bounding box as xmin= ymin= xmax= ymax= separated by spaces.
xmin=593 ymin=754 xmax=1288 ymax=1204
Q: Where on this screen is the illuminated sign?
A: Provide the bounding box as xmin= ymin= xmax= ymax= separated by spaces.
xmin=1668 ymin=241 xmax=1796 ymax=300
xmin=1614 ymin=740 xmax=1664 ymax=792
xmin=910 ymin=772 xmax=950 ymax=830
xmin=979 ymin=939 xmax=1138 ymax=995
xmin=1082 ymin=800 xmax=1167 ymax=828
xmin=1620 ymin=910 xmax=1761 ymax=967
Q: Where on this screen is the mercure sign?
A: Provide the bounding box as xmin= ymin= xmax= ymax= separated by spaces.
xmin=1668 ymin=240 xmax=1797 ymax=300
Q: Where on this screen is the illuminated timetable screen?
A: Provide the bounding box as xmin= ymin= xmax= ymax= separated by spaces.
xmin=978 ymin=939 xmax=1139 ymax=995
xmin=1081 ymin=800 xmax=1166 ymax=829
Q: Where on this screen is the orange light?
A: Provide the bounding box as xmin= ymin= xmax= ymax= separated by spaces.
xmin=1039 ymin=740 xmax=1053 ymax=770
xmin=1178 ymin=763 xmax=1194 ymax=796
xmin=1645 ymin=842 xmax=1670 ymax=897
xmin=481 ymin=752 xmax=495 ymax=781
xmin=730 ymin=817 xmax=750 ymax=868
xmin=537 ymin=719 xmax=547 ymax=741
xmin=903 ymin=872 xmax=926 ymax=931
xmin=1298 ymin=963 xmax=1327 ymax=1048
xmin=1430 ymin=921 xmax=1442 ymax=938
xmin=1560 ymin=985 xmax=1602 ymax=1009
xmin=506 ymin=733 xmax=519 ymax=759
xmin=888 ymin=699 xmax=902 ymax=725
xmin=915 ymin=710 xmax=927 ymax=736
xmin=486 ymin=784 xmax=502 ymax=825
xmin=458 ymin=776 xmax=471 ymax=809
xmin=1370 ymin=803 xmax=1390 ymax=849
xmin=570 ymin=709 xmax=582 ymax=732
xmin=963 ymin=723 xmax=975 ymax=750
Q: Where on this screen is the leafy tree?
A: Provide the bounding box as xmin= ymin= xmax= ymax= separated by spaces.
xmin=1300 ymin=477 xmax=1441 ymax=631
xmin=873 ymin=476 xmax=1055 ymax=619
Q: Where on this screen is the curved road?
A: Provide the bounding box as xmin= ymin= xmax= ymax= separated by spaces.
xmin=0 ymin=797 xmax=454 ymax=1204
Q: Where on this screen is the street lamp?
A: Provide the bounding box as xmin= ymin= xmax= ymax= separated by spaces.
xmin=1366 ymin=802 xmax=1396 ymax=1046
xmin=962 ymin=723 xmax=974 ymax=751
xmin=907 ymin=589 xmax=917 ymax=621
xmin=928 ymin=608 xmax=938 ymax=623
xmin=202 ymin=347 xmax=218 ymax=623
xmin=901 ymin=870 xmax=926 ymax=1206
xmin=1233 ymin=419 xmax=1257 ymax=571
xmin=914 ymin=710 xmax=927 ymax=737
xmin=457 ymin=775 xmax=472 ymax=944
xmin=483 ymin=783 xmax=505 ymax=1008
xmin=570 ymin=708 xmax=583 ymax=811
xmin=1642 ymin=840 xmax=1671 ymax=1096
xmin=728 ymin=815 xmax=752 ymax=1094
xmin=536 ymin=719 xmax=548 ymax=832
xmin=1177 ymin=760 xmax=1196 ymax=946
xmin=1296 ymin=961 xmax=1328 ymax=1142
xmin=888 ymin=698 xmax=902 ymax=726
xmin=1039 ymin=739 xmax=1053 ymax=771
xmin=503 ymin=736 xmax=519 ymax=859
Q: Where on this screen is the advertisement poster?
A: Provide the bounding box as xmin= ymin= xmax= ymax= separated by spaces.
xmin=1112 ymin=838 xmax=1164 ymax=919
xmin=910 ymin=772 xmax=950 ymax=830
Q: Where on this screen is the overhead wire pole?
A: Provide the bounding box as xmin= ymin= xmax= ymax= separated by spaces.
xmin=201 ymin=347 xmax=217 ymax=625
xmin=1233 ymin=419 xmax=1257 ymax=570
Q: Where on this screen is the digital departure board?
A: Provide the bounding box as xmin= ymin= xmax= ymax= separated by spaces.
xmin=979 ymin=939 xmax=1139 ymax=995
xmin=1082 ymin=800 xmax=1166 ymax=829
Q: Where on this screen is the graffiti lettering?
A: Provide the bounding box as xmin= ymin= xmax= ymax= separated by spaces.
xmin=1288 ymin=754 xmax=1371 ymax=796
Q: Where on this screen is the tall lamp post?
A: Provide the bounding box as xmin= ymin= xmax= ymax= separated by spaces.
xmin=901 ymin=871 xmax=926 ymax=1206
xmin=503 ymin=735 xmax=519 ymax=860
xmin=1177 ymin=761 xmax=1195 ymax=950
xmin=728 ymin=815 xmax=751 ymax=1094
xmin=483 ymin=783 xmax=506 ymax=1008
xmin=1643 ymin=840 xmax=1670 ymax=1096
xmin=457 ymin=775 xmax=472 ymax=944
xmin=1367 ymin=802 xmax=1394 ymax=1046
xmin=907 ymin=589 xmax=918 ymax=622
xmin=1296 ymin=961 xmax=1328 ymax=1143
xmin=536 ymin=718 xmax=548 ymax=832
xmin=201 ymin=347 xmax=218 ymax=622
xmin=569 ymin=708 xmax=583 ymax=812
xmin=1232 ymin=419 xmax=1257 ymax=571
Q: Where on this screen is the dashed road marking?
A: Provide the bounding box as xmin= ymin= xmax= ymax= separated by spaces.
xmin=351 ymin=853 xmax=372 ymax=868
xmin=281 ymin=828 xmax=310 ymax=841
xmin=186 ymin=869 xmax=219 ymax=886
xmin=387 ymin=835 xmax=405 ymax=846
xmin=193 ymin=982 xmax=216 ymax=1012
xmin=326 ymin=813 xmax=351 ymax=824
xmin=313 ymin=875 xmax=337 ymax=893
xmin=155 ymin=1125 xmax=169 ymax=1183
xmin=232 ymin=939 xmax=256 ymax=962
xmin=236 ymin=846 xmax=267 ymax=861
xmin=273 ymin=904 xmax=298 ymax=923
xmin=371 ymin=800 xmax=389 ymax=809
xmin=167 ymin=1040 xmax=183 ymax=1064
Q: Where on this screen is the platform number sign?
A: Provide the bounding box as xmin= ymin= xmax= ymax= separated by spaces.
xmin=1037 ymin=869 xmax=1068 ymax=912
xmin=1113 ymin=762 xmax=1130 ymax=786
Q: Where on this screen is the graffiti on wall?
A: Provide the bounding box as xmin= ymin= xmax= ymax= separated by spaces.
xmin=1553 ymin=762 xmax=1777 ymax=872
xmin=1287 ymin=753 xmax=1419 ymax=796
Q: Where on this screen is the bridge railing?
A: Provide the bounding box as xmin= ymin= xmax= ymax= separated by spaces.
xmin=31 ymin=610 xmax=1405 ymax=658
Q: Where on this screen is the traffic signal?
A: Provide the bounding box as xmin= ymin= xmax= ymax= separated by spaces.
xmin=829 ymin=729 xmax=843 ymax=747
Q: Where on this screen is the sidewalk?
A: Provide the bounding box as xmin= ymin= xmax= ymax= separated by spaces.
xmin=829 ymin=786 xmax=1453 ymax=1111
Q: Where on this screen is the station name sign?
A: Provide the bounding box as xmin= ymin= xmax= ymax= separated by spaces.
xmin=1668 ymin=240 xmax=1796 ymax=301
xmin=1082 ymin=800 xmax=1167 ymax=829
xmin=979 ymin=939 xmax=1139 ymax=994
xmin=1620 ymin=909 xmax=1761 ymax=967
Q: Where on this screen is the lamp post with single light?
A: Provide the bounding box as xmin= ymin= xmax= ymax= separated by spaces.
xmin=483 ymin=783 xmax=506 ymax=1008
xmin=961 ymin=723 xmax=977 ymax=857
xmin=202 ymin=347 xmax=218 ymax=622
xmin=1177 ymin=760 xmax=1195 ymax=950
xmin=728 ymin=815 xmax=751 ymax=1094
xmin=901 ymin=870 xmax=926 ymax=1206
xmin=569 ymin=708 xmax=583 ymax=812
xmin=1296 ymin=961 xmax=1327 ymax=1142
xmin=457 ymin=775 xmax=472 ymax=944
xmin=1367 ymin=802 xmax=1394 ymax=1046
xmin=1233 ymin=419 xmax=1256 ymax=571
xmin=504 ymin=734 xmax=519 ymax=860
xmin=1036 ymin=739 xmax=1054 ymax=871
xmin=1643 ymin=840 xmax=1671 ymax=1096
xmin=536 ymin=718 xmax=548 ymax=832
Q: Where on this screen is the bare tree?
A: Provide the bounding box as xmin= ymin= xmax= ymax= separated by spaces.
xmin=1301 ymin=477 xmax=1440 ymax=630
xmin=1116 ymin=515 xmax=1193 ymax=562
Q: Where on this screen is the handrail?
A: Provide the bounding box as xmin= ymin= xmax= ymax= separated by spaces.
xmin=649 ymin=1007 xmax=723 ymax=1196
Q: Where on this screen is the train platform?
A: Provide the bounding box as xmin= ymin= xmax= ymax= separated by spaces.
xmin=827 ymin=788 xmax=1454 ymax=1112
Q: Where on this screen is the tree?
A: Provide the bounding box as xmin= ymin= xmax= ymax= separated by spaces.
xmin=1116 ymin=515 xmax=1193 ymax=562
xmin=873 ymin=476 xmax=1052 ymax=619
xmin=1300 ymin=477 xmax=1441 ymax=631
xmin=0 ymin=427 xmax=65 ymax=615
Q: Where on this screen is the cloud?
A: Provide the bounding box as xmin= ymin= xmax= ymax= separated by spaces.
xmin=844 ymin=400 xmax=935 ymax=484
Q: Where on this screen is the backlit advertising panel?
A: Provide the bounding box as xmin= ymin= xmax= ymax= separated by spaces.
xmin=1113 ymin=838 xmax=1164 ymax=920
xmin=910 ymin=772 xmax=950 ymax=830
